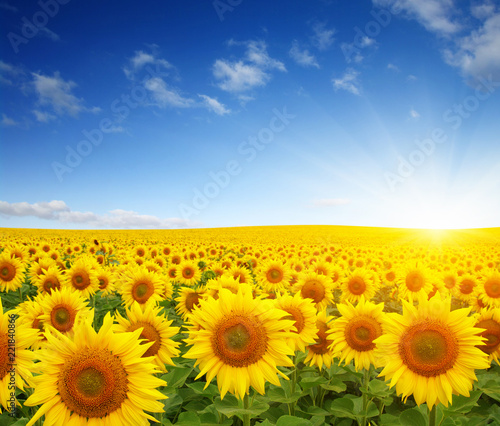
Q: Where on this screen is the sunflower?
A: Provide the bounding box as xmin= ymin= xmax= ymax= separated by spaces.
xmin=39 ymin=287 xmax=92 ymax=336
xmin=25 ymin=313 xmax=166 ymax=426
xmin=120 ymin=265 xmax=164 ymax=308
xmin=227 ymin=265 xmax=254 ymax=285
xmin=257 ymin=260 xmax=292 ymax=294
xmin=340 ymin=268 xmax=378 ymax=304
xmin=4 ymin=243 xmax=30 ymax=263
xmin=96 ymin=267 xmax=116 ymax=296
xmin=274 ymin=292 xmax=318 ymax=353
xmin=114 ymin=303 xmax=180 ymax=372
xmin=0 ymin=302 xmax=39 ymax=412
xmin=374 ymin=294 xmax=490 ymax=408
xmin=455 ymin=273 xmax=479 ymax=304
xmin=293 ymin=272 xmax=334 ymax=310
xmin=477 ymin=271 xmax=500 ymax=308
xmin=65 ymin=256 xmax=99 ymax=299
xmin=474 ymin=308 xmax=500 ymax=364
xmin=304 ymin=309 xmax=335 ymax=369
xmin=32 ymin=264 xmax=67 ymax=295
xmin=13 ymin=295 xmax=47 ymax=349
xmin=328 ymin=296 xmax=385 ymax=371
xmin=0 ymin=253 xmax=25 ymax=292
xmin=397 ymin=261 xmax=436 ymax=303
xmin=177 ymin=260 xmax=202 ymax=286
xmin=183 ymin=285 xmax=295 ymax=400
xmin=175 ymin=287 xmax=205 ymax=319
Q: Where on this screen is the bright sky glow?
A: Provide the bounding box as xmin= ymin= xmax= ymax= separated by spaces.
xmin=1 ymin=0 xmax=499 ymax=230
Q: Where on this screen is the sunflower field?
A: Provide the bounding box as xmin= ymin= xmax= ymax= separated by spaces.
xmin=1 ymin=225 xmax=500 ymax=426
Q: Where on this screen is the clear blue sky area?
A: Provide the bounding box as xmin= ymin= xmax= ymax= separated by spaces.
xmin=1 ymin=0 xmax=499 ymax=229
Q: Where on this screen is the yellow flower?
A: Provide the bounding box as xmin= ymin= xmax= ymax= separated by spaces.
xmin=304 ymin=309 xmax=335 ymax=369
xmin=257 ymin=260 xmax=292 ymax=293
xmin=175 ymin=287 xmax=204 ymax=319
xmin=0 ymin=253 xmax=25 ymax=292
xmin=293 ymin=272 xmax=334 ymax=310
xmin=474 ymin=307 xmax=500 ymax=365
xmin=177 ymin=260 xmax=202 ymax=286
xmin=477 ymin=271 xmax=500 ymax=308
xmin=25 ymin=314 xmax=166 ymax=426
xmin=184 ymin=285 xmax=295 ymax=400
xmin=120 ymin=265 xmax=165 ymax=308
xmin=65 ymin=256 xmax=99 ymax=298
xmin=340 ymin=268 xmax=378 ymax=304
xmin=32 ymin=264 xmax=67 ymax=295
xmin=375 ymin=294 xmax=490 ymax=408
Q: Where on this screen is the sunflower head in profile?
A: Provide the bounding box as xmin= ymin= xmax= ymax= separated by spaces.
xmin=340 ymin=268 xmax=378 ymax=304
xmin=328 ymin=296 xmax=385 ymax=371
xmin=0 ymin=253 xmax=26 ymax=292
xmin=183 ymin=285 xmax=295 ymax=400
xmin=39 ymin=286 xmax=92 ymax=336
xmin=274 ymin=292 xmax=318 ymax=353
xmin=119 ymin=265 xmax=164 ymax=308
xmin=114 ymin=302 xmax=180 ymax=372
xmin=474 ymin=307 xmax=500 ymax=365
xmin=304 ymin=309 xmax=335 ymax=370
xmin=24 ymin=314 xmax=166 ymax=426
xmin=293 ymin=272 xmax=334 ymax=310
xmin=65 ymin=256 xmax=100 ymax=298
xmin=374 ymin=294 xmax=490 ymax=408
xmin=0 ymin=301 xmax=39 ymax=412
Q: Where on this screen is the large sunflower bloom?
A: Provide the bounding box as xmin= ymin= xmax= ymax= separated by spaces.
xmin=477 ymin=271 xmax=500 ymax=308
xmin=293 ymin=272 xmax=334 ymax=310
xmin=0 ymin=253 xmax=25 ymax=292
xmin=32 ymin=264 xmax=67 ymax=295
xmin=328 ymin=296 xmax=385 ymax=371
xmin=25 ymin=314 xmax=166 ymax=426
xmin=257 ymin=260 xmax=292 ymax=294
xmin=397 ymin=261 xmax=436 ymax=303
xmin=274 ymin=292 xmax=318 ymax=353
xmin=114 ymin=302 xmax=180 ymax=372
xmin=176 ymin=260 xmax=202 ymax=286
xmin=120 ymin=265 xmax=165 ymax=308
xmin=374 ymin=294 xmax=490 ymax=409
xmin=183 ymin=285 xmax=295 ymax=400
xmin=0 ymin=302 xmax=39 ymax=412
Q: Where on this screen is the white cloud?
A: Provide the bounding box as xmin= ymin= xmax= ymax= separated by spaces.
xmin=213 ymin=40 xmax=286 ymax=93
xmin=444 ymin=11 xmax=500 ymax=81
xmin=289 ymin=41 xmax=320 ymax=68
xmin=471 ymin=1 xmax=496 ymax=20
xmin=0 ymin=200 xmax=197 ymax=229
xmin=409 ymin=108 xmax=420 ymax=119
xmin=33 ymin=109 xmax=56 ymax=122
xmin=32 ymin=72 xmax=99 ymax=117
xmin=198 ymin=94 xmax=231 ymax=115
xmin=40 ymin=27 xmax=60 ymax=42
xmin=332 ymin=69 xmax=361 ymax=95
xmin=144 ymin=77 xmax=194 ymax=108
xmin=387 ymin=63 xmax=400 ymax=72
xmin=372 ymin=0 xmax=460 ymax=34
xmin=0 ymin=60 xmax=24 ymax=86
xmin=124 ymin=50 xmax=172 ymax=79
xmin=407 ymin=74 xmax=418 ymax=81
xmin=1 ymin=114 xmax=19 ymax=126
xmin=311 ymin=22 xmax=335 ymax=50
xmin=312 ymin=198 xmax=351 ymax=207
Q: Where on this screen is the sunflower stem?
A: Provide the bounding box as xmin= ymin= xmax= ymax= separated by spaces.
xmin=243 ymin=392 xmax=251 ymax=426
xmin=288 ymin=354 xmax=297 ymax=416
xmin=361 ymin=367 xmax=371 ymax=426
xmin=429 ymin=404 xmax=437 ymax=426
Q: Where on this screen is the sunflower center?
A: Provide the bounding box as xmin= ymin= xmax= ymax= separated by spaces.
xmin=212 ymin=315 xmax=267 ymax=367
xmin=0 ymin=332 xmax=10 ymax=380
xmin=58 ymin=348 xmax=128 ymax=418
xmin=444 ymin=277 xmax=456 ymax=289
xmin=386 ymin=271 xmax=396 ymax=281
xmin=283 ymin=306 xmax=305 ymax=333
xmin=132 ymin=281 xmax=154 ymax=304
xmin=344 ymin=315 xmax=383 ymax=352
xmin=485 ymin=278 xmax=500 ymax=298
xmin=301 ymin=280 xmax=325 ymax=303
xmin=182 ymin=267 xmax=194 ymax=279
xmin=72 ymin=271 xmax=90 ymax=290
xmin=50 ymin=304 xmax=76 ymax=333
xmin=0 ymin=263 xmax=15 ymax=281
xmin=128 ymin=322 xmax=162 ymax=357
xmin=309 ymin=320 xmax=331 ymax=355
xmin=405 ymin=272 xmax=424 ymax=292
xmin=348 ymin=277 xmax=366 ymax=295
xmin=185 ymin=292 xmax=201 ymax=312
xmin=99 ymin=278 xmax=108 ymax=290
xmin=43 ymin=278 xmax=60 ymax=294
xmin=476 ymin=319 xmax=500 ymax=355
xmin=267 ymin=268 xmax=283 ymax=283
xmin=399 ymin=321 xmax=458 ymax=377
xmin=460 ymin=279 xmax=475 ymax=294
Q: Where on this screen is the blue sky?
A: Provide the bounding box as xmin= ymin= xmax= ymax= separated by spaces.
xmin=1 ymin=0 xmax=500 ymax=230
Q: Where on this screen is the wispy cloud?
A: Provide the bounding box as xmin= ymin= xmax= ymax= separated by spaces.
xmin=312 ymin=198 xmax=351 ymax=207
xmin=409 ymin=108 xmax=420 ymax=119
xmin=213 ymin=40 xmax=286 ymax=93
xmin=332 ymin=68 xmax=361 ymax=95
xmin=123 ymin=50 xmax=172 ymax=80
xmin=289 ymin=41 xmax=320 ymax=68
xmin=0 ymin=200 xmax=197 ymax=229
xmin=32 ymin=72 xmax=101 ymax=117
xmin=311 ymin=22 xmax=335 ymax=50
xmin=387 ymin=63 xmax=400 ymax=72
xmin=32 ymin=109 xmax=56 ymax=122
xmin=1 ymin=114 xmax=19 ymax=126
xmin=144 ymin=77 xmax=194 ymax=108
xmin=0 ymin=60 xmax=24 ymax=86
xmin=198 ymin=94 xmax=231 ymax=115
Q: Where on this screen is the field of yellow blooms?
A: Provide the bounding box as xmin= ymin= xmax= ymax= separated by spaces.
xmin=1 ymin=225 xmax=500 ymax=426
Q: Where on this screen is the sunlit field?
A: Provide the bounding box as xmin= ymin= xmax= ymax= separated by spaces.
xmin=1 ymin=225 xmax=500 ymax=426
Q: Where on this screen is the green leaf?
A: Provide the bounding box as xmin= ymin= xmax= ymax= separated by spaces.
xmin=174 ymin=411 xmax=201 ymax=426
xmin=298 ymin=376 xmax=328 ymax=390
xmin=162 ymin=366 xmax=194 ymax=389
xmin=320 ymin=378 xmax=347 ymax=393
xmin=162 ymin=394 xmax=183 ymax=414
xmin=399 ymin=408 xmax=427 ymax=426
xmin=214 ymin=395 xmax=269 ymax=418
xmin=327 ymin=397 xmax=356 ymax=420
xmin=267 ymin=387 xmax=302 ymax=404
xmin=255 ymin=420 xmax=275 ymax=426
xmin=379 ymin=413 xmax=403 ymax=425
xmin=186 ymin=382 xmax=220 ymax=398
xmin=306 ymin=406 xmax=329 ymax=416
xmin=442 ymin=390 xmax=482 ymax=416
xmin=275 ymin=416 xmax=313 ymax=426
xmin=478 ymin=379 xmax=500 ymax=402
